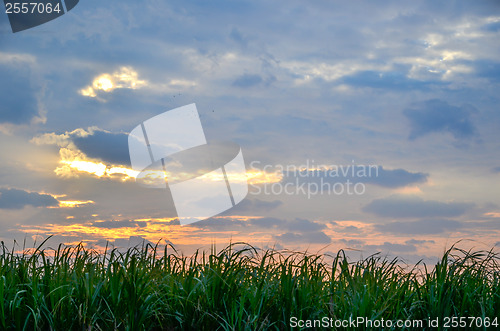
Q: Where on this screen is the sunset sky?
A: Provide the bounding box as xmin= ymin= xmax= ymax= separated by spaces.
xmin=1 ymin=0 xmax=499 ymax=263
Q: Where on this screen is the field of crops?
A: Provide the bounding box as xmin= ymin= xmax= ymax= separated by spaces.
xmin=0 ymin=240 xmax=498 ymax=330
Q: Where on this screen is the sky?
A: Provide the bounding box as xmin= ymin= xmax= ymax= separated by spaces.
xmin=0 ymin=0 xmax=499 ymax=263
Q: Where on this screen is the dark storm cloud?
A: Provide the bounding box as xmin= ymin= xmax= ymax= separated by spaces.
xmin=375 ymin=219 xmax=462 ymax=235
xmin=363 ymin=195 xmax=472 ymax=218
xmin=72 ymin=130 xmax=131 ymax=166
xmin=0 ymin=188 xmax=58 ymax=209
xmin=403 ymin=99 xmax=478 ymax=140
xmin=0 ymin=64 xmax=39 ymax=125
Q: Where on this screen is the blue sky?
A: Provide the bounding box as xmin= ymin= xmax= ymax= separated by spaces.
xmin=0 ymin=0 xmax=499 ymax=262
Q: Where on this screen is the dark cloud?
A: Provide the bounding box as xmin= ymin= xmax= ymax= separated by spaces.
xmin=232 ymin=74 xmax=263 ymax=88
xmin=285 ymin=218 xmax=327 ymax=232
xmin=188 ymin=217 xmax=247 ymax=229
xmin=474 ymin=60 xmax=500 ymax=82
xmin=339 ymin=239 xmax=364 ymax=247
xmin=222 ymin=198 xmax=283 ymax=214
xmin=192 ymin=216 xmax=326 ymax=233
xmin=405 ymin=239 xmax=435 ymax=245
xmin=274 ymin=231 xmax=331 ymax=244
xmin=108 ymin=236 xmax=154 ymax=249
xmin=248 ymin=217 xmax=285 ymax=229
xmin=281 ymin=166 xmax=428 ymax=188
xmin=375 ymin=219 xmax=462 ymax=235
xmin=363 ymin=195 xmax=472 ymax=218
xmin=229 ymin=27 xmax=249 ymax=47
xmin=371 ymin=167 xmax=428 ymax=188
xmin=363 ymin=242 xmax=417 ymax=253
xmin=72 ymin=130 xmax=130 ymax=166
xmin=403 ymin=99 xmax=478 ymax=140
xmin=91 ymin=219 xmax=147 ymax=228
xmin=0 ymin=64 xmax=39 ymax=125
xmin=481 ymin=21 xmax=500 ymax=32
xmin=0 ymin=188 xmax=58 ymax=209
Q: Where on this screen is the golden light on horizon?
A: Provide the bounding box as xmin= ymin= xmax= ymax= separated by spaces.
xmin=245 ymin=169 xmax=282 ymax=185
xmin=19 ymin=215 xmax=266 ymax=249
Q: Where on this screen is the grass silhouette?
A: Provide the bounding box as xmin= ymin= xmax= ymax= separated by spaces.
xmin=0 ymin=239 xmax=498 ymax=330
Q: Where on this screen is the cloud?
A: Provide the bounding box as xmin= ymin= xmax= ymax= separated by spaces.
xmin=274 ymin=231 xmax=331 ymax=244
xmin=339 ymin=239 xmax=364 ymax=247
xmin=232 ymin=73 xmax=276 ymax=88
xmin=91 ymin=219 xmax=147 ymax=229
xmin=229 ymin=27 xmax=249 ymax=47
xmin=285 ymin=218 xmax=327 ymax=232
xmin=232 ymin=74 xmax=263 ymax=87
xmin=79 ymin=66 xmax=148 ymax=99
xmin=363 ymin=242 xmax=417 ymax=253
xmin=222 ymin=198 xmax=283 ymax=214
xmin=32 ymin=127 xmax=133 ymax=179
xmin=363 ymin=195 xmax=473 ymax=218
xmin=340 ymin=69 xmax=437 ymax=90
xmin=108 ymin=236 xmax=154 ymax=249
xmin=72 ymin=130 xmax=130 ymax=166
xmin=492 ymin=167 xmax=500 ymax=173
xmin=281 ymin=165 xmax=428 ymax=188
xmin=370 ymin=167 xmax=428 ymax=188
xmin=375 ymin=219 xmax=462 ymax=235
xmin=481 ymin=21 xmax=500 ymax=32
xmin=473 ymin=60 xmax=500 ymax=82
xmin=0 ymin=188 xmax=58 ymax=209
xmin=191 ymin=217 xmax=328 ymax=238
xmin=403 ymin=99 xmax=478 ymax=140
xmin=0 ymin=63 xmax=41 ymax=126
xmin=405 ymin=239 xmax=435 ymax=245
xmin=269 ymin=218 xmax=330 ymax=244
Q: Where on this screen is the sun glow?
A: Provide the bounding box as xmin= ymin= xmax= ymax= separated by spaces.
xmin=55 ymin=148 xmax=139 ymax=180
xmin=79 ymin=67 xmax=148 ymax=98
xmin=93 ymin=75 xmax=114 ymax=91
xmin=57 ymin=200 xmax=95 ymax=208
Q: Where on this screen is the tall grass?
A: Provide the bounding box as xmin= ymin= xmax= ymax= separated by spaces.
xmin=0 ymin=240 xmax=498 ymax=330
